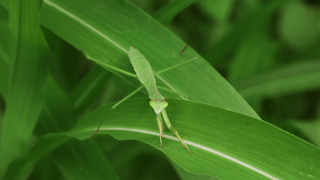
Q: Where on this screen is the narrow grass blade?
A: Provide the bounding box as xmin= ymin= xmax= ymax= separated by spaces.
xmin=153 ymin=0 xmax=199 ymax=25
xmin=0 ymin=0 xmax=50 ymax=176
xmin=232 ymin=61 xmax=320 ymax=100
xmin=0 ymin=5 xmax=9 ymax=97
xmin=70 ymin=65 xmax=110 ymax=113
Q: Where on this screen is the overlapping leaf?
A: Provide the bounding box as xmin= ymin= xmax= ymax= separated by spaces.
xmin=67 ymin=98 xmax=320 ymax=180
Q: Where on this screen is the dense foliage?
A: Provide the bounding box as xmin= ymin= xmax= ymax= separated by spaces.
xmin=0 ymin=0 xmax=320 ymax=179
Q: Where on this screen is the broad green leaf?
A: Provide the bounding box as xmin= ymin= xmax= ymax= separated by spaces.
xmin=5 ymin=98 xmax=320 ymax=179
xmin=232 ymin=61 xmax=320 ymax=100
xmin=68 ymin=98 xmax=320 ymax=180
xmin=39 ymin=0 xmax=258 ymax=119
xmin=0 ymin=0 xmax=50 ymax=176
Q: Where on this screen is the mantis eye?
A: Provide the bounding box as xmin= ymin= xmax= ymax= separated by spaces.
xmin=149 ymin=100 xmax=155 ymax=107
xmin=161 ymin=100 xmax=168 ymax=109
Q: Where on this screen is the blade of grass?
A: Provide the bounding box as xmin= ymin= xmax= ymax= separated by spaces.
xmin=153 ymin=0 xmax=199 ymax=25
xmin=70 ymin=64 xmax=110 ymax=113
xmin=0 ymin=5 xmax=9 ymax=97
xmin=232 ymin=61 xmax=320 ymax=100
xmin=0 ymin=24 xmax=120 ymax=178
xmin=0 ymin=0 xmax=50 ymax=177
xmin=0 ymin=20 xmax=119 ymax=178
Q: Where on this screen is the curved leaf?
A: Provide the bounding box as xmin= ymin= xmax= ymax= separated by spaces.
xmin=69 ymin=98 xmax=320 ymax=180
xmin=4 ymin=99 xmax=320 ymax=179
xmin=39 ymin=0 xmax=258 ymax=118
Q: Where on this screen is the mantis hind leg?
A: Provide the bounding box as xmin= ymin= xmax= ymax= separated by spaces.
xmin=156 ymin=114 xmax=164 ymax=147
xmin=161 ymin=109 xmax=192 ymax=154
xmin=170 ymin=126 xmax=192 ymax=154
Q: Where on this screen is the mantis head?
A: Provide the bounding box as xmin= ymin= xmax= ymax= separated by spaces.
xmin=149 ymin=99 xmax=168 ymax=115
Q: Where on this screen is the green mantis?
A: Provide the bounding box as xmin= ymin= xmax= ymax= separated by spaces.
xmin=90 ymin=46 xmax=196 ymax=154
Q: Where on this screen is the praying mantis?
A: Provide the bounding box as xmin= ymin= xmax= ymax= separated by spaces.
xmin=90 ymin=46 xmax=196 ymax=154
